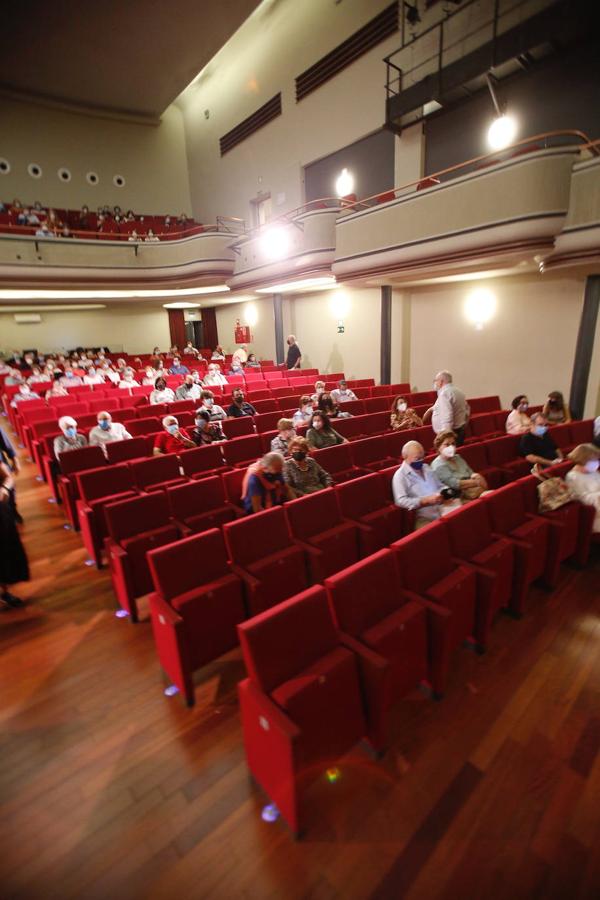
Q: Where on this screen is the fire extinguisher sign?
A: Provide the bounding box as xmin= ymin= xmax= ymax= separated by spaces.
xmin=234 ymin=319 xmax=251 ymax=344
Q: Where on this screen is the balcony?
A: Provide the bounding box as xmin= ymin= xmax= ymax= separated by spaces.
xmin=541 ymin=151 xmax=600 ymax=272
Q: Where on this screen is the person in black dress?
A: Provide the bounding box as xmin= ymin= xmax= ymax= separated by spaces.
xmin=0 ymin=462 xmax=29 ymax=608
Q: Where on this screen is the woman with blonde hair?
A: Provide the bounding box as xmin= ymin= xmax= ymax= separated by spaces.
xmin=566 ymin=443 xmax=600 ymax=532
xmin=270 ymin=418 xmax=296 ymax=456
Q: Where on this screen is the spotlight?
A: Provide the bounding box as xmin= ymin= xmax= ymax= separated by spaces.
xmin=260 ymin=225 xmax=290 ymax=260
xmin=335 ymin=167 xmax=354 ymax=198
xmin=487 ymin=114 xmax=518 ymax=150
xmin=464 ymin=287 xmax=496 ymax=329
xmin=261 ymin=803 xmax=280 ymax=822
xmin=404 ymin=2 xmax=421 ymax=27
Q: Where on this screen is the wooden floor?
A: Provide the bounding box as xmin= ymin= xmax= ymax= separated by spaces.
xmin=1 ymin=419 xmax=599 ymax=900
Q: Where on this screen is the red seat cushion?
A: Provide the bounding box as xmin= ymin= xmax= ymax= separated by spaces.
xmin=246 ymin=547 xmax=309 ymax=614
xmin=308 ymin=523 xmax=359 ymax=578
xmin=121 ymin=524 xmax=180 ymax=595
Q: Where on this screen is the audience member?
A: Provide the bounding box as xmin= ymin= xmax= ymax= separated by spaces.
xmin=390 ymin=395 xmax=423 ymax=430
xmin=431 ymin=429 xmax=488 ymax=500
xmin=232 ymin=345 xmax=248 ymax=366
xmin=283 ymin=437 xmax=333 ymax=497
xmin=246 ymin=353 xmax=260 ymax=368
xmin=89 ymin=412 xmax=132 ymax=452
xmin=175 ymin=375 xmax=202 ymax=402
xmin=271 ymin=418 xmax=296 ymax=456
xmin=183 ymin=341 xmax=198 ymax=356
xmin=543 ymin=390 xmax=571 ymax=424
xmin=506 ymin=395 xmax=531 ymax=435
xmin=242 ymin=452 xmax=291 ymax=513
xmin=306 ymin=411 xmax=345 ymax=450
xmin=228 ymin=361 xmax=245 ymax=376
xmin=431 ymin=370 xmax=470 ymax=445
xmin=102 ymin=362 xmax=121 ymax=384
xmin=118 ymin=367 xmax=138 ymax=390
xmin=318 ymin=392 xmax=350 ymax=419
xmin=566 ymin=444 xmax=600 ymax=532
xmin=142 ymin=367 xmax=156 ymax=386
xmin=203 ymin=363 xmax=228 ymax=386
xmin=45 ymin=373 xmax=69 ymax=399
xmin=392 ymin=440 xmax=445 ymax=529
xmin=286 ymin=334 xmax=302 ymax=370
xmin=153 ymin=415 xmax=195 ymax=455
xmin=199 ymin=390 xmax=226 ymax=421
xmin=227 ymin=389 xmax=256 ymax=418
xmin=311 ymin=380 xmax=326 ymax=405
xmin=292 ymin=395 xmax=314 ymax=426
xmin=60 ymin=225 xmax=74 ymax=239
xmin=211 ymin=346 xmax=225 ymax=360
xmin=144 ymin=229 xmax=159 ymax=242
xmin=0 ymin=427 xmax=22 ymax=524
xmin=58 ymin=366 xmax=83 ymax=387
xmin=330 ymin=380 xmax=357 ymax=404
xmin=169 ymin=357 xmax=189 ymax=376
xmin=35 ymin=223 xmax=55 ymax=239
xmin=0 ymin=461 xmax=29 ymax=609
xmin=128 ymin=230 xmax=140 ymax=242
xmin=191 ymin=409 xmax=226 ymax=445
xmin=83 ymin=366 xmax=105 ymax=385
xmin=519 ymin=413 xmax=563 ymax=469
xmin=10 ymin=384 xmax=40 ymax=407
xmin=150 ymin=377 xmax=175 ymax=405
xmin=54 ymin=417 xmax=87 ymax=457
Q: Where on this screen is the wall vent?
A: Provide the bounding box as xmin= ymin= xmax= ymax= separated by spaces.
xmin=14 ymin=313 xmax=42 ymax=324
xmin=220 ymin=94 xmax=282 ymax=156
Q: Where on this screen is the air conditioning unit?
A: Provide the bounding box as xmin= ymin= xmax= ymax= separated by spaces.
xmin=14 ymin=314 xmax=42 ymax=324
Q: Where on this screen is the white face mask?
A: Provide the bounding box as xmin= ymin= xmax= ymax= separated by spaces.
xmin=441 ymin=444 xmax=456 ymax=459
xmin=397 ymin=402 xmax=407 ymax=412
xmin=584 ymin=459 xmax=599 ymax=473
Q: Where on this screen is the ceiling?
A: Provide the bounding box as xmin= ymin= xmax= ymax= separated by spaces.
xmin=0 ymin=0 xmax=262 ymax=120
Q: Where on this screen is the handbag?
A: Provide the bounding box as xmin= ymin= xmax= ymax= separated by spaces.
xmin=537 ymin=476 xmax=572 ymax=512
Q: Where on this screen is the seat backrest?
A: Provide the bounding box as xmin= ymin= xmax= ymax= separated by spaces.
xmin=311 ymin=443 xmax=353 ymax=474
xmin=88 ymin=398 xmax=120 ymax=413
xmin=179 ymin=443 xmax=224 ymax=476
xmin=365 ymin=396 xmax=391 ymax=413
xmin=237 ymin=586 xmax=338 ymax=693
xmin=458 ymin=442 xmax=488 ymax=471
xmin=222 ymin=417 xmax=255 ymax=440
xmin=484 ymin=435 xmax=517 ymax=466
xmin=167 ymin=476 xmax=225 ymax=519
xmin=57 ymin=444 xmax=106 ymax=475
xmin=349 ymin=435 xmax=386 ymax=467
xmin=469 ymin=413 xmax=497 ymax=437
xmin=335 ymin=473 xmax=386 ymax=519
xmin=483 ymin=482 xmax=527 ymax=534
xmin=105 ymin=436 xmax=148 ymax=464
xmin=126 ymin=417 xmax=160 ymax=436
xmin=168 ymin=400 xmax=195 ymax=414
xmin=223 ymin=506 xmax=293 ymax=565
xmin=130 ymin=454 xmax=181 ymax=488
xmin=442 ymin=501 xmax=493 ymax=559
xmin=105 ymin=491 xmax=171 ymax=542
xmin=138 ymin=403 xmax=166 ymax=418
xmin=221 ymin=467 xmax=245 ymax=508
xmin=254 ymin=412 xmax=280 ymax=433
xmin=468 ymin=395 xmax=502 ymax=414
xmin=77 ymin=463 xmax=134 ymax=502
xmin=251 ymin=398 xmax=279 ymax=413
xmin=549 ymin=423 xmax=572 ymax=449
xmin=325 ymin=549 xmax=400 ymax=636
xmin=285 ymin=488 xmax=342 ymax=539
xmin=391 ymin=521 xmax=453 ymax=592
xmin=569 ymin=419 xmax=593 ymax=445
xmin=223 ymin=434 xmax=262 ymax=465
xmin=148 ymin=529 xmax=230 ymax=600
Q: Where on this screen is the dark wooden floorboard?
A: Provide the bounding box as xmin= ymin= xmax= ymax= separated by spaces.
xmin=0 ymin=419 xmax=599 ymax=900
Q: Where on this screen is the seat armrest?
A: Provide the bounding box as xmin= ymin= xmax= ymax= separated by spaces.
xmin=241 ymin=679 xmax=301 ymax=741
xmin=230 ymin=563 xmax=261 ymax=592
xmin=292 ymin=537 xmax=323 ymax=560
xmin=149 ymin=592 xmax=183 ymax=627
xmin=492 ymin=532 xmax=532 ymax=552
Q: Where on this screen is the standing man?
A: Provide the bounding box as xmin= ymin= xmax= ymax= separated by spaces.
xmin=431 ymin=371 xmax=470 ymax=446
xmin=286 ymin=335 xmax=302 ymax=370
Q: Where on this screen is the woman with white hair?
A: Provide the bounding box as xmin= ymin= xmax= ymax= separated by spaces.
xmin=242 ymin=451 xmax=293 ymax=513
xmin=391 ymin=440 xmax=445 ymax=529
xmin=153 ymin=415 xmax=195 ymax=455
xmin=566 ymin=443 xmax=600 ymax=532
xmin=53 ymin=417 xmax=87 ymax=458
xmin=118 ymin=367 xmax=138 ymax=391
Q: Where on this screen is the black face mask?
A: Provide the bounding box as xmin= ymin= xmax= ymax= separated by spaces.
xmin=264 ymin=472 xmax=277 ymax=481
xmin=292 ymin=451 xmax=307 ymax=461
xmin=234 ymin=396 xmax=244 ymax=404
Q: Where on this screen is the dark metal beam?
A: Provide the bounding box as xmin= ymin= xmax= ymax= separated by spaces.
xmin=569 ymin=276 xmax=600 ymax=420
xmin=380 ymin=286 xmax=392 ymax=385
xmin=273 ymin=293 xmax=284 ymax=366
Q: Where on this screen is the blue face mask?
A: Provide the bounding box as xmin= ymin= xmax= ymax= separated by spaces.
xmin=99 ymin=420 xmax=111 ymax=431
xmin=534 ymin=425 xmax=547 ymax=437
xmin=65 ymin=427 xmax=77 ymax=438
xmin=410 ymin=460 xmax=425 ymax=471
xmin=167 ymin=424 xmax=178 ymax=435
xmin=66 ymin=371 xmax=74 ymax=378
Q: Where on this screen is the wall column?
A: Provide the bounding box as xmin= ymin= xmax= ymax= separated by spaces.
xmin=273 ymin=293 xmax=284 ymax=365
xmin=569 ymin=275 xmax=600 ymax=419
xmin=380 ymin=285 xmax=392 ymax=385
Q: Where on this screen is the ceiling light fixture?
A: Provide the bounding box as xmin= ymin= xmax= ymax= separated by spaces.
xmin=255 ymin=276 xmax=336 ymax=294
xmin=485 ymin=73 xmax=517 ymax=150
xmin=0 ymin=304 xmax=107 ymax=312
xmin=0 ymin=285 xmax=230 ymax=300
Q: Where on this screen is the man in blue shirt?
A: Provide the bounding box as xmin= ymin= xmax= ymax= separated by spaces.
xmin=392 ymin=439 xmax=444 ymax=529
xmin=168 ymin=357 xmax=190 ymax=376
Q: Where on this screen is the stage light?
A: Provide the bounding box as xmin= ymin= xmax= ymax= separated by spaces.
xmin=335 ymin=168 xmax=354 ymax=197
xmin=464 ymin=287 xmax=496 ymax=329
xmin=261 ymin=225 xmax=290 ymax=260
xmin=487 ymin=114 xmax=517 ymax=150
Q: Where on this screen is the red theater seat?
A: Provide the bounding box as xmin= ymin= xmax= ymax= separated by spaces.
xmin=223 ymin=506 xmax=309 ymax=616
xmin=569 ymin=419 xmax=593 ymax=445
xmin=57 ymin=445 xmax=107 ymax=529
xmin=105 ymin=436 xmax=149 ymax=464
xmin=237 ymin=585 xmax=366 ymax=835
xmin=125 ymin=417 xmax=161 ymax=437
xmin=335 ymin=473 xmax=408 ymax=554
xmin=285 ymin=488 xmax=361 ymax=582
xmin=129 ymin=454 xmax=188 ymax=492
xmin=222 ymin=434 xmax=262 ymax=468
xmin=485 ymin=435 xmax=531 ymax=481
xmin=311 ymin=443 xmax=365 ymax=483
xmin=458 ymin=442 xmax=506 ymax=489
xmin=166 ymin=476 xmax=239 ymax=534
xmin=254 ymin=412 xmax=281 ymax=433
xmin=325 ymin=548 xmax=429 ymax=749
xmin=76 ymin=464 xmax=139 ymax=568
xmin=105 ymin=492 xmax=184 ymax=621
xmin=391 ymin=522 xmax=477 ymax=697
xmin=221 ymin=417 xmax=255 ymax=440
xmin=468 ymin=413 xmax=503 ymax=441
xmin=147 ymin=529 xmax=246 ymax=706
xmin=349 ymin=435 xmax=397 ymax=472
xmin=179 ymin=444 xmax=226 ymax=479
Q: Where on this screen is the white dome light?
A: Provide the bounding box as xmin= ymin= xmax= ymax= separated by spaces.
xmin=335 ymin=168 xmax=354 ymax=197
xmin=464 ymin=288 xmax=496 ymax=330
xmin=261 ymin=226 xmax=290 ymax=260
xmin=487 ymin=114 xmax=518 ymax=151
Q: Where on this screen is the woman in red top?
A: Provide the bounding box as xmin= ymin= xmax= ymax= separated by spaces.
xmin=153 ymin=415 xmax=195 ymax=456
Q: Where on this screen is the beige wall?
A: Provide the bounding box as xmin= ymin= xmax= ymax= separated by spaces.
xmin=0 ymin=97 xmax=191 ymax=215
xmin=0 ymin=306 xmax=170 ymax=355
xmin=214 ymin=297 xmax=277 ymax=361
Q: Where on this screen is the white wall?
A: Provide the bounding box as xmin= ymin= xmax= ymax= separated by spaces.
xmin=0 ymin=306 xmax=170 ymax=355
xmin=0 ymin=97 xmax=192 ymax=215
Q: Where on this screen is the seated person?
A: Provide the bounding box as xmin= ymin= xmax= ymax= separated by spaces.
xmin=144 ymin=229 xmax=159 ymax=242
xmin=101 ymin=362 xmax=121 ymax=384
xmin=306 ymin=411 xmax=346 ymax=450
xmin=292 ymin=395 xmax=314 ymax=426
xmin=149 ymin=377 xmax=175 ymax=405
xmin=118 ymin=367 xmax=138 ymax=390
xmin=390 ymin=395 xmax=423 ymax=430
xmin=283 ymin=437 xmax=333 ymax=497
xmin=183 ymin=340 xmax=199 ymax=356
xmin=153 ymin=415 xmax=195 ymax=455
xmin=431 ymin=429 xmax=488 ymax=500
xmin=175 ymin=374 xmax=202 ymax=402
xmin=10 ymin=384 xmax=40 ymax=407
xmin=142 ymin=367 xmax=157 ymax=386
xmin=211 ymin=345 xmax=225 ymax=361
xmin=58 ymin=366 xmax=83 ymax=387
xmin=227 ymin=389 xmax=256 ymax=418
xmin=311 ymin=380 xmax=326 ymax=405
xmin=168 ymin=357 xmax=189 ymax=376
xmin=330 ymin=380 xmax=357 ymax=404
xmin=228 ymin=361 xmax=245 ymax=376
xmin=27 ymin=366 xmax=47 ymax=384
xmin=392 ymin=440 xmax=445 ymax=529
xmin=246 ymin=353 xmax=260 ymax=368
xmin=45 ymin=372 xmax=69 ymax=399
xmin=506 ymin=394 xmax=531 ymax=435
xmin=83 ymin=366 xmax=105 ymax=386
xmin=53 ymin=417 xmax=87 ymax=458
xmin=318 ymin=392 xmax=351 ymax=419
xmin=198 ymin=389 xmax=226 ymax=421
xmin=203 ymin=363 xmax=228 ymax=386
xmin=271 ymin=418 xmax=296 ymax=456
xmin=242 ymin=452 xmax=292 ymax=514
xmin=566 ymin=444 xmax=600 ymax=533
xmin=191 ymin=409 xmax=226 ymax=445
xmin=89 ymin=412 xmax=132 ymax=452
xmin=543 ymin=390 xmax=571 ymax=424
xmin=519 ymin=413 xmax=563 ymax=469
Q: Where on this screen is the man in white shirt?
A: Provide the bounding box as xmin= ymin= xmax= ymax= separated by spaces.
xmin=203 ymin=363 xmax=228 ymax=386
xmin=118 ymin=368 xmax=138 ymax=390
xmin=431 ymin=371 xmax=470 ymax=446
xmin=175 ymin=375 xmax=203 ymax=402
xmin=330 ymin=380 xmax=358 ymax=404
xmin=89 ymin=412 xmax=132 ymax=454
xmin=83 ymin=367 xmax=105 ymax=386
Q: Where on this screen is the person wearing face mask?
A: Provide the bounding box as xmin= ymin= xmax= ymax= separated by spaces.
xmin=311 ymin=380 xmax=326 ymax=406
xmin=392 ymin=440 xmax=445 ymax=529
xmin=292 ymin=394 xmax=314 ymax=426
xmin=317 ymin=391 xmax=352 ymax=419
xmin=102 ymin=362 xmax=121 ymax=385
xmin=285 ymin=334 xmax=302 ymax=370
xmin=283 ymin=437 xmax=333 ymax=497
xmin=191 ymin=409 xmax=226 ymax=446
xmin=58 ymin=366 xmax=83 ymax=387
xmin=519 ymin=413 xmax=563 ymax=470
xmin=118 ymin=367 xmax=138 ymax=391
xmin=305 ymin=411 xmax=346 ymax=450
xmin=10 ymin=383 xmax=41 ymax=407
xmin=506 ymin=395 xmax=531 ymax=435
xmin=566 ymin=444 xmax=600 ymax=532
xmin=270 ymin=418 xmax=297 ymax=456
xmin=242 ymin=452 xmax=292 ymax=514
xmin=228 ymin=360 xmax=245 ymax=376
xmin=203 ymin=363 xmax=228 ymax=387
xmin=390 ymin=395 xmax=423 ymax=430
xmin=45 ymin=372 xmax=69 ymax=399
xmin=169 ymin=357 xmax=189 ymax=376
xmin=83 ymin=366 xmax=105 ymax=386
xmin=432 ymin=430 xmax=488 ymax=500
xmin=149 ymin=377 xmax=175 ymax=405
xmin=54 ymin=417 xmax=87 ymax=458
xmin=227 ymin=389 xmax=257 ymax=418
xmin=330 ymin=380 xmax=358 ymax=405
xmin=199 ymin=390 xmax=226 ymax=421
xmin=542 ymin=390 xmax=571 ymax=425
xmin=175 ymin=374 xmax=202 ymax=402
xmin=183 ymin=340 xmax=199 ymax=357
xmin=89 ymin=412 xmax=132 ymax=453
xmin=153 ymin=416 xmax=195 ymax=456
xmin=27 ymin=366 xmax=46 ymax=385
xmin=211 ymin=345 xmax=225 ymax=361
xmin=246 ymin=353 xmax=260 ymax=368
xmin=431 ymin=371 xmax=470 ymax=445
xmin=142 ymin=367 xmax=157 ymax=386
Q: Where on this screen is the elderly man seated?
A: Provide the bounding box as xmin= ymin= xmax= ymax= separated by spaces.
xmin=175 ymin=374 xmax=203 ymax=402
xmin=10 ymin=384 xmax=41 ymax=407
xmin=89 ymin=412 xmax=132 ymax=453
xmin=519 ymin=413 xmax=563 ymax=470
xmin=153 ymin=415 xmax=195 ymax=455
xmin=242 ymin=452 xmax=293 ymax=514
xmin=392 ymin=440 xmax=446 ymax=529
xmin=54 ymin=417 xmax=88 ymax=458
xmin=283 ymin=437 xmax=333 ymax=497
xmin=330 ymin=380 xmax=357 ymax=404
